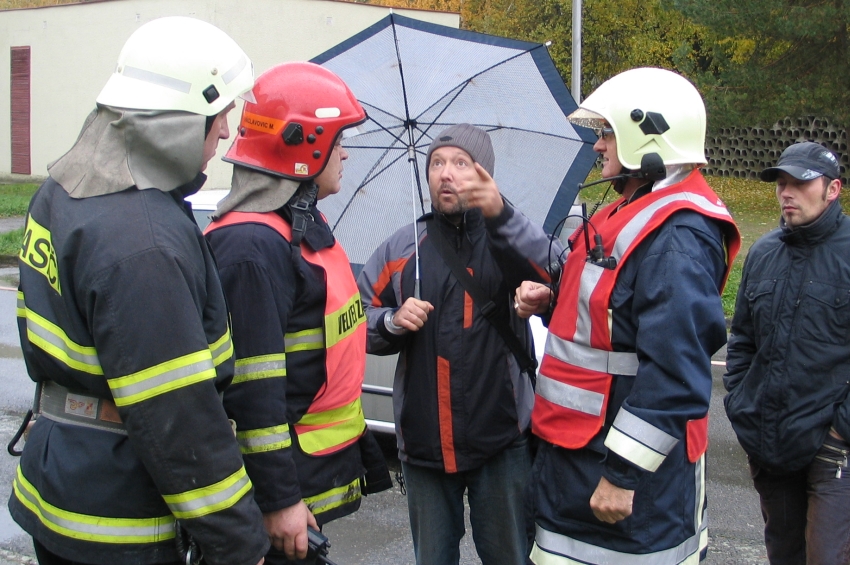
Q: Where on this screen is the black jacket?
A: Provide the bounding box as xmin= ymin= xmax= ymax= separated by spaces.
xmin=11 ymin=177 xmax=268 ymax=565
xmin=725 ymin=200 xmax=850 ymax=473
xmin=358 ymin=204 xmax=560 ymax=472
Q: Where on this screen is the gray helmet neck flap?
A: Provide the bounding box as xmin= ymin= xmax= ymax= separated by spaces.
xmin=49 ymin=105 xmax=206 ymax=198
xmin=213 ymin=165 xmax=301 ymax=219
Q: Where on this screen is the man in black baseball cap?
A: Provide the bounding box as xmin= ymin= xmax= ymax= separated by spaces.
xmin=725 ymin=139 xmax=850 ymax=565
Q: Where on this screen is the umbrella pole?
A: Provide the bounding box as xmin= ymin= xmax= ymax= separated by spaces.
xmin=408 ymin=143 xmax=422 ymax=300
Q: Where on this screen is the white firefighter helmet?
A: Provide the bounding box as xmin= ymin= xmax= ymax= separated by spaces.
xmin=569 ymin=67 xmax=707 ymax=170
xmin=97 ymin=16 xmax=254 ymax=116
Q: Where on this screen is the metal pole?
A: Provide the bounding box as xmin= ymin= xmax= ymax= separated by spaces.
xmin=572 ymin=0 xmax=582 ymax=103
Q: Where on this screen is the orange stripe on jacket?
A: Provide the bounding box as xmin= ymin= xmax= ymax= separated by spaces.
xmin=463 ymin=268 xmax=474 ymax=329
xmin=437 ymin=356 xmax=457 ymax=473
xmin=371 ymin=257 xmax=409 ymax=307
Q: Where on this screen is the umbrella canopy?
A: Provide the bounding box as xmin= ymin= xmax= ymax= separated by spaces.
xmin=311 ymin=13 xmax=597 ymax=268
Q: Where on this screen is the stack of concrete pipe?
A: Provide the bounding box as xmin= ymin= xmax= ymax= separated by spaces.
xmin=703 ymin=116 xmax=849 ymax=184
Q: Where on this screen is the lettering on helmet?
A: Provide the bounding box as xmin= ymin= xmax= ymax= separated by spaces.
xmin=20 ymin=215 xmax=61 ymax=295
xmin=242 ymin=111 xmax=284 ymax=135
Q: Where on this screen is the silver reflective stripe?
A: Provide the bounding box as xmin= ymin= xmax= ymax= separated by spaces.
xmin=110 ymin=357 xmax=214 ymax=404
xmin=611 ymin=409 xmax=678 ymax=455
xmin=25 ymin=318 xmax=101 ymax=370
xmin=237 ymin=425 xmax=291 ymax=452
xmin=14 ymin=469 xmax=174 ymax=542
xmin=537 ymin=373 xmax=604 ymax=417
xmin=285 ymin=330 xmax=324 ymax=350
xmin=534 ymin=522 xmax=703 ymax=565
xmin=574 ymin=263 xmax=603 ymax=345
xmin=121 ymin=65 xmax=191 ymax=93
xmin=222 ymin=55 xmax=248 ymax=85
xmin=166 ymin=472 xmax=251 ymax=517
xmin=545 ymin=334 xmax=638 ymax=376
xmin=234 ymin=358 xmax=286 ymax=378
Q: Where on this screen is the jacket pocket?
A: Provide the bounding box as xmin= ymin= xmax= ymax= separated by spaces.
xmin=798 ymin=282 xmax=850 ymax=345
xmin=745 ymin=279 xmax=776 ymax=338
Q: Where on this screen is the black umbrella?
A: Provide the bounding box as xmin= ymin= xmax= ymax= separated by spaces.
xmin=311 ymin=13 xmax=597 ymax=273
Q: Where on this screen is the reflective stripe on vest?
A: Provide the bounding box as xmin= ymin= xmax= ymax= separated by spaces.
xmin=533 ymin=171 xmax=740 ymax=452
xmin=206 ymin=212 xmax=367 ymax=456
xmin=531 ymin=521 xmax=707 ymax=565
xmin=303 ymin=477 xmax=361 ymax=517
xmin=13 ymin=465 xmax=176 ymax=544
xmin=161 ymin=466 xmax=253 ymax=520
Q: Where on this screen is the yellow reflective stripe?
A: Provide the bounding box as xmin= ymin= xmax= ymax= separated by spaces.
xmin=162 ymin=467 xmax=253 ymax=520
xmin=324 ymin=294 xmax=365 ymax=348
xmin=18 ymin=298 xmax=102 ymax=375
xmin=209 ymin=328 xmax=233 ymax=367
xmin=232 ymin=353 xmax=286 ymax=385
xmin=13 ymin=466 xmax=175 ymax=544
xmin=285 ymin=328 xmax=323 ymax=353
xmin=236 ymin=424 xmax=291 ymax=454
xmin=295 ymin=398 xmax=366 ymax=454
xmin=304 ymin=477 xmax=361 ymax=516
xmin=108 ymin=350 xmax=215 ymax=407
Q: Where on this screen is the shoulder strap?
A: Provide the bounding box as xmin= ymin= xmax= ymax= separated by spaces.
xmin=426 ymin=217 xmax=537 ymax=374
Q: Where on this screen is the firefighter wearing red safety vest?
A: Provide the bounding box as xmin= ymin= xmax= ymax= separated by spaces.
xmin=204 ymin=62 xmax=391 ymax=565
xmin=515 ymin=68 xmax=741 ymax=564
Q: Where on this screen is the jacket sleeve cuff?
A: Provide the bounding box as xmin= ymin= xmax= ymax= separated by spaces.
xmin=602 ymin=451 xmax=647 ymax=491
xmin=484 ymin=197 xmax=514 ymax=230
xmin=376 ymin=308 xmax=408 ymax=342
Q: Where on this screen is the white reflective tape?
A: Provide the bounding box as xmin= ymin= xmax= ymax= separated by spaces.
xmin=534 ymin=522 xmax=703 ymax=565
xmin=604 ymin=426 xmax=666 ymax=472
xmin=574 ymin=263 xmax=603 ymax=345
xmin=545 ymin=334 xmax=638 ymax=376
xmin=537 ymin=373 xmax=604 ymax=417
xmin=121 ymin=66 xmax=191 ymax=93
xmin=611 ymin=409 xmax=678 ymax=455
xmin=222 ymin=55 xmax=248 ymax=86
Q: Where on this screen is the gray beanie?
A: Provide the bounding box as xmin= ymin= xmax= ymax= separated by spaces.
xmin=426 ymin=123 xmax=495 ymax=177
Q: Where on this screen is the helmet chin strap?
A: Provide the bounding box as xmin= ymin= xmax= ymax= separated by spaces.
xmin=287 ymin=181 xmax=320 ymax=272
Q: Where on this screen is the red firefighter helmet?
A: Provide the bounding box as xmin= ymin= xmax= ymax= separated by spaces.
xmin=224 ymin=62 xmax=366 ymax=180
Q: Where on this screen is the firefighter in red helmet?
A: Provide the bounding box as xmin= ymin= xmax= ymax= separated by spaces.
xmin=205 ymin=61 xmax=391 ymax=565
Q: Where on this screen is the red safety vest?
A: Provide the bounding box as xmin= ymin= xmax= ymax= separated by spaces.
xmin=533 ymin=170 xmax=741 ymax=449
xmin=206 ymin=211 xmax=367 ymax=456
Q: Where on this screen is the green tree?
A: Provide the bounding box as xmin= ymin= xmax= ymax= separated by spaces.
xmin=668 ymin=0 xmax=850 ymax=127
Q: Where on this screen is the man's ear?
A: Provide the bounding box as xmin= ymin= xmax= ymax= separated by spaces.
xmin=827 ymin=178 xmax=843 ymax=202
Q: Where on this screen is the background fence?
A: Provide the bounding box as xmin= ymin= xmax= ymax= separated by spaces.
xmin=704 ymin=116 xmax=849 ymax=184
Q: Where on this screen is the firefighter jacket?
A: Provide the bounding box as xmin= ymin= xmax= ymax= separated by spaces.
xmin=10 ymin=177 xmax=269 ymax=565
xmin=357 ymin=203 xmax=561 ymax=473
xmin=205 ymin=206 xmax=390 ymax=526
xmin=531 ymin=169 xmax=741 ymax=564
xmin=725 ymin=199 xmax=850 ymax=473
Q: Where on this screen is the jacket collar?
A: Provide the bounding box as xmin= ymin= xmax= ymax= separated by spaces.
xmin=780 ymin=198 xmax=843 ymax=246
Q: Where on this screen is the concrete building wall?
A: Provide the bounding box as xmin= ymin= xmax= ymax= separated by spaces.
xmin=0 ymin=0 xmax=458 ymax=186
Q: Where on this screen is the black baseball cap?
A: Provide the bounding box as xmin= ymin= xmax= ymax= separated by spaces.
xmin=760 ymin=142 xmax=841 ymax=182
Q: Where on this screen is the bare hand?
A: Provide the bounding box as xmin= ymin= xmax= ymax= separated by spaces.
xmin=392 ymin=297 xmax=434 ymax=332
xmin=263 ymin=501 xmax=318 ymax=560
xmin=256 ymin=559 xmax=264 ymax=565
xmin=514 ymin=281 xmax=552 ymax=318
xmin=590 ymin=476 xmax=634 ymax=524
xmin=455 ymin=162 xmax=504 ymax=218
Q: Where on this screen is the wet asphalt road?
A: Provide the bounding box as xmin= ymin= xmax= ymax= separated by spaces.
xmin=0 ymin=266 xmax=768 ymax=565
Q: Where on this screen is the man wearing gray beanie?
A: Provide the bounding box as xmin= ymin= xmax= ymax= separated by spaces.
xmin=357 ymin=124 xmax=564 ymax=565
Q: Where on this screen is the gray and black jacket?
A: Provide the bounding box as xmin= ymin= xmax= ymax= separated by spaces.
xmin=357 ymin=203 xmax=561 ymax=472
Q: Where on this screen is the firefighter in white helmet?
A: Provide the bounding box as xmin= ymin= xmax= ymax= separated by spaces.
xmin=9 ymin=17 xmax=268 ymax=565
xmin=515 ymin=67 xmax=741 ymax=564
